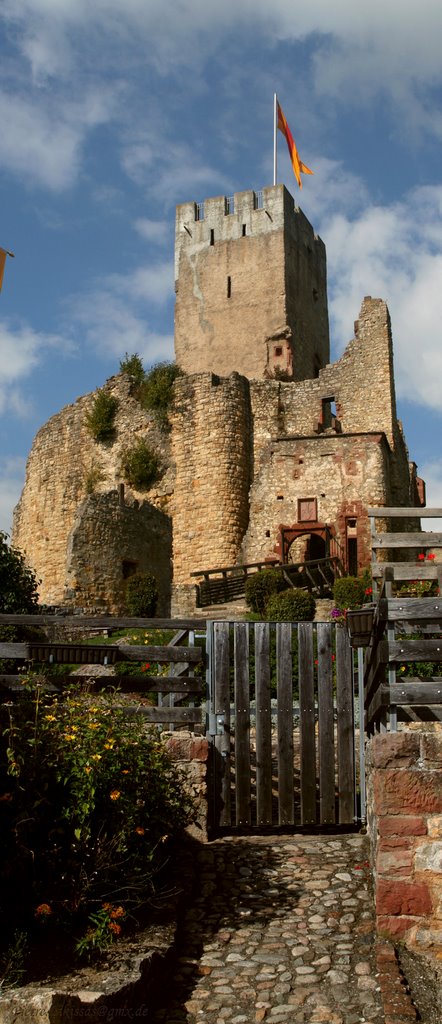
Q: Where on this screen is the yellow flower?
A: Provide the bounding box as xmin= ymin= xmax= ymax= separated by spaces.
xmin=64 ymin=734 xmax=76 ymax=741
xmin=104 ymin=741 xmax=114 ymax=750
xmin=110 ymin=790 xmax=121 ymax=801
xmin=91 ymin=754 xmax=102 ymax=761
xmin=135 ymin=827 xmax=145 ymax=835
xmin=85 ymin=766 xmax=92 ymax=774
xmin=88 ymin=723 xmax=99 ymax=730
xmin=45 ymin=714 xmax=56 ymax=721
xmin=121 ymin=770 xmax=129 ymax=775
xmin=110 ymin=906 xmax=125 ymax=919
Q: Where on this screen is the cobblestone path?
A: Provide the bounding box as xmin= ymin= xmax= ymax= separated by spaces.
xmin=151 ymin=834 xmax=387 ymax=1024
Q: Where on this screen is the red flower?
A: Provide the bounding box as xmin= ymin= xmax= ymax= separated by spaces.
xmin=417 ymin=553 xmax=425 ymax=561
xmin=427 ymin=553 xmax=436 ymax=561
xmin=141 ymin=663 xmax=151 ymax=672
xmin=365 ymin=587 xmax=372 ymax=595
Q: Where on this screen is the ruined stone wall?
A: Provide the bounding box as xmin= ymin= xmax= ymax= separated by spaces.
xmin=170 ymin=372 xmax=252 ymax=614
xmin=240 ymin=432 xmax=390 ymax=569
xmin=12 ymin=374 xmax=173 ymax=607
xmin=366 ymin=731 xmax=442 ymax=957
xmin=174 ymin=185 xmax=329 ymax=382
xmin=65 ymin=491 xmax=172 ymax=615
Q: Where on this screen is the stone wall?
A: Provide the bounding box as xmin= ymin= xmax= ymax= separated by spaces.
xmin=174 ymin=185 xmax=329 ymax=382
xmin=162 ymin=732 xmax=209 ymax=842
xmin=13 ymin=373 xmax=173 ymax=609
xmin=366 ymin=731 xmax=442 ymax=958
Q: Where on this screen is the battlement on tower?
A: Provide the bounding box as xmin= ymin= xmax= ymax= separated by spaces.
xmin=174 ymin=184 xmax=329 ymax=381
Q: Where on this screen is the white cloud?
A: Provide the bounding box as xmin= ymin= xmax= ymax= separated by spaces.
xmin=71 ymin=288 xmax=173 ymax=364
xmin=308 ymin=174 xmax=442 ymax=412
xmin=0 ymin=456 xmax=27 ymax=536
xmin=108 ymin=262 xmax=174 ymax=305
xmin=134 ymin=219 xmax=170 ymax=245
xmin=0 ymin=320 xmax=66 ymax=414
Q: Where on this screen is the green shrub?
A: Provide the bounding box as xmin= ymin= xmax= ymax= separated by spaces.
xmin=245 ymin=568 xmax=286 ymax=615
xmin=119 ymin=352 xmax=145 ymax=386
xmin=84 ymin=391 xmax=118 ymax=443
xmin=0 ymin=532 xmax=39 ymax=613
xmin=121 ymin=440 xmax=161 ymax=490
xmin=138 ymin=362 xmax=183 ymax=424
xmin=333 ymin=576 xmax=366 ymax=611
xmin=84 ymin=460 xmax=105 ymax=495
xmin=125 ymin=572 xmax=159 ymax=616
xmin=0 ymin=683 xmax=193 ymax=962
xmin=266 ymin=588 xmax=316 ymax=621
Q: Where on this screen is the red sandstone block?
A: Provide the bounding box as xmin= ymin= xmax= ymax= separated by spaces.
xmin=379 ymin=836 xmax=414 ymax=850
xmin=379 ymin=816 xmax=427 ymax=837
xmin=377 ymin=879 xmax=432 ymax=916
xmin=374 ymin=771 xmax=442 ymax=814
xmin=421 ymin=734 xmax=442 ymax=768
xmin=377 ymin=915 xmax=416 ymax=939
xmin=370 ymin=733 xmax=420 ymax=768
xmin=164 ymin=735 xmax=208 ymax=761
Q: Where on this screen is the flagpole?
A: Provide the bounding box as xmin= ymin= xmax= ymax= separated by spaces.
xmin=273 ymin=92 xmax=277 ymax=186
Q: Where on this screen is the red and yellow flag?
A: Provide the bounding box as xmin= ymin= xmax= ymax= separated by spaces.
xmin=0 ymin=247 xmax=14 ymax=292
xmin=277 ymin=101 xmax=313 ymax=189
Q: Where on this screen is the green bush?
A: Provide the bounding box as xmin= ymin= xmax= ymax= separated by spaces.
xmin=125 ymin=572 xmax=159 ymax=616
xmin=245 ymin=568 xmax=286 ymax=615
xmin=84 ymin=391 xmax=118 ymax=443
xmin=266 ymin=588 xmax=316 ymax=621
xmin=121 ymin=440 xmax=161 ymax=490
xmin=138 ymin=362 xmax=183 ymax=424
xmin=119 ymin=352 xmax=145 ymax=386
xmin=333 ymin=576 xmax=366 ymax=611
xmin=0 ymin=683 xmax=193 ymax=964
xmin=0 ymin=532 xmax=39 ymax=613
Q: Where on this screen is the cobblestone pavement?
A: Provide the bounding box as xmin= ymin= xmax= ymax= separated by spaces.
xmin=150 ymin=834 xmax=389 ymax=1024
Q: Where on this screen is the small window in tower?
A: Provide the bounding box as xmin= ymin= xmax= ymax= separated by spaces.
xmin=265 ymin=530 xmax=270 ymax=537
xmin=242 ymin=224 xmax=246 ymax=236
xmin=321 ymin=397 xmax=337 ymax=429
xmin=298 ymin=498 xmax=317 ymax=522
xmin=254 ymin=190 xmax=264 ymax=210
xmin=274 ymin=346 xmax=283 ymax=357
xmin=195 ymin=202 xmax=204 ymax=222
xmin=210 ymin=229 xmax=215 ymax=246
xmin=225 ymin=195 xmax=235 ymax=215
xmin=227 ymin=275 xmax=232 ymax=299
xmin=122 ymin=559 xmax=137 ymax=580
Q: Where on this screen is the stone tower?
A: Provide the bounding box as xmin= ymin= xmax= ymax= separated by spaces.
xmin=174 ymin=184 xmax=330 ymax=381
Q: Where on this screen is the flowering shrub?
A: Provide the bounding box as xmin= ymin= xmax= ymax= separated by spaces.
xmin=0 ymin=681 xmax=194 ymax=967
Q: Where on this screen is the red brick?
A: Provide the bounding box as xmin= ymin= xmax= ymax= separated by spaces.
xmin=370 ymin=733 xmax=420 ymax=768
xmin=376 ymin=879 xmax=432 ymax=916
xmin=421 ymin=734 xmax=442 ymax=768
xmin=374 ymin=771 xmax=442 ymax=814
xmin=378 ymin=816 xmax=427 ymax=837
xmin=377 ymin=915 xmax=416 ymax=939
xmin=379 ymin=836 xmax=414 ymax=850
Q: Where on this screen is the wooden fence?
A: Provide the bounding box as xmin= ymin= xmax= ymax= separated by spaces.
xmin=365 ymin=507 xmax=442 ymax=731
xmin=206 ymin=620 xmax=358 ymax=831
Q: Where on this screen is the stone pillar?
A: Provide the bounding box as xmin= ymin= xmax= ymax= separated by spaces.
xmin=366 ymin=731 xmax=442 ymax=952
xmin=162 ymin=732 xmax=209 ymax=842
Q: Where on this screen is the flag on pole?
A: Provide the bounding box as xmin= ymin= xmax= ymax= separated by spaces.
xmin=0 ymin=247 xmax=14 ymax=292
xmin=276 ymin=100 xmax=313 ymax=189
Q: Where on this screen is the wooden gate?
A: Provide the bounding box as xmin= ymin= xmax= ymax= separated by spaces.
xmin=206 ymin=620 xmax=359 ymax=831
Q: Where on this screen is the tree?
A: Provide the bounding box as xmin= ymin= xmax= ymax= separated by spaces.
xmin=0 ymin=532 xmax=39 ymax=613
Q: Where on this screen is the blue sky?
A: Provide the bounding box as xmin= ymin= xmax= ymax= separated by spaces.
xmin=1 ymin=0 xmax=442 ymax=534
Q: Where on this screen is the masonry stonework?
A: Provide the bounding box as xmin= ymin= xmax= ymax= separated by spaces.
xmin=13 ymin=185 xmax=423 ymax=615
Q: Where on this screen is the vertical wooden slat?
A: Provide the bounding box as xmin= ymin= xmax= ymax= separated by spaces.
xmin=298 ymin=622 xmax=316 ymax=824
xmin=317 ymin=622 xmax=335 ymax=824
xmin=277 ymin=622 xmax=294 ymax=825
xmin=234 ymin=622 xmax=251 ymax=826
xmin=255 ymin=622 xmax=272 ymax=826
xmin=214 ymin=621 xmax=231 ymax=826
xmin=336 ymin=626 xmax=355 ymax=824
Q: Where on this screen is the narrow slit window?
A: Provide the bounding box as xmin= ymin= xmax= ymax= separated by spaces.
xmin=242 ymin=224 xmax=246 ymax=236
xmin=210 ymin=228 xmax=214 ymax=246
xmin=227 ymin=275 xmax=232 ymax=298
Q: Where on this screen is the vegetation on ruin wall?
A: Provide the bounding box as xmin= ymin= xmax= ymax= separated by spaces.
xmin=120 ymin=439 xmax=161 ymax=490
xmin=119 ymin=352 xmax=183 ymax=426
xmin=125 ymin=571 xmax=159 ymax=616
xmin=0 ymin=680 xmax=194 ymax=981
xmin=84 ymin=390 xmax=119 ymax=443
xmin=0 ymin=532 xmax=42 ymax=674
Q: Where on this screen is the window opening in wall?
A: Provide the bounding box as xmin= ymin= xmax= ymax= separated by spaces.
xmin=242 ymin=224 xmax=246 ymax=236
xmin=227 ymin=275 xmax=232 ymax=298
xmin=322 ymin=397 xmax=337 ymax=429
xmin=274 ymin=346 xmax=283 ymax=357
xmin=347 ymin=538 xmax=358 ymax=576
xmin=313 ymin=355 xmax=321 ymax=379
xmin=225 ymin=195 xmax=235 ymax=215
xmin=122 ymin=559 xmax=138 ymax=580
xmin=254 ymin=190 xmax=264 ymax=209
xmin=298 ymin=498 xmax=317 ymax=522
xmin=195 ymin=202 xmax=204 ymax=222
xmin=277 ymin=494 xmax=284 ymax=501
xmin=265 ymin=530 xmax=270 ymax=537
xmin=210 ymin=228 xmax=214 ymax=246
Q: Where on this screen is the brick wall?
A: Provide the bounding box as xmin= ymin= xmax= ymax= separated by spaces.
xmin=366 ymin=731 xmax=442 ymax=954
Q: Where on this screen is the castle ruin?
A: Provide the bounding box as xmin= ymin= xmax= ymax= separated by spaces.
xmin=12 ymin=185 xmax=424 ymax=615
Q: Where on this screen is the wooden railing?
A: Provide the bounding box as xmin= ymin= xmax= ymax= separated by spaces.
xmin=191 ymin=556 xmax=344 ymax=607
xmin=0 ymin=614 xmax=206 ymax=728
xmin=364 ymin=507 xmax=442 ymax=731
